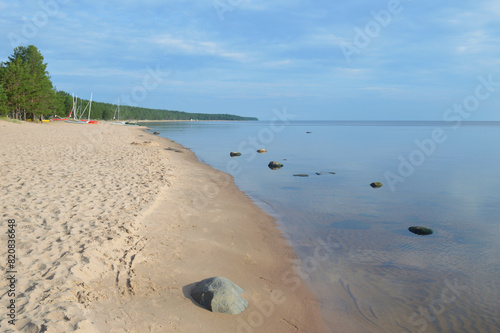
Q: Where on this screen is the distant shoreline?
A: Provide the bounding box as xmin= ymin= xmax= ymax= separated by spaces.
xmin=134 ymin=119 xmax=259 ymax=122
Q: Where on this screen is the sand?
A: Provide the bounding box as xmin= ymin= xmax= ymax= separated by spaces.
xmin=0 ymin=120 xmax=328 ymax=332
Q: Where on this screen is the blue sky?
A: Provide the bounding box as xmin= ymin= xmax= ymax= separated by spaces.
xmin=1 ymin=0 xmax=499 ymax=120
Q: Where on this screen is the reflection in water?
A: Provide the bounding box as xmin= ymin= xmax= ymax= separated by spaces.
xmin=144 ymin=121 xmax=500 ymax=332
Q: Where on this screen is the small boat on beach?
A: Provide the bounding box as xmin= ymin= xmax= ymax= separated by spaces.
xmin=65 ymin=93 xmax=99 ymax=124
xmin=110 ymin=99 xmax=135 ymax=125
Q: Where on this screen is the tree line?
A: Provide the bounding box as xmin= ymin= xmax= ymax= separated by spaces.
xmin=0 ymin=45 xmax=257 ymax=121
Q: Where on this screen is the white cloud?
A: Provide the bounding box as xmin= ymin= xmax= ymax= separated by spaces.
xmin=149 ymin=34 xmax=248 ymax=61
xmin=239 ymin=0 xmax=302 ymax=11
xmin=262 ymin=59 xmax=293 ymax=67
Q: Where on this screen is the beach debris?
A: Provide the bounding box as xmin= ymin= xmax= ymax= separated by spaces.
xmin=268 ymin=161 xmax=284 ymax=170
xmin=294 ymin=174 xmax=309 ymax=177
xmin=165 ymin=147 xmax=184 ymax=153
xmin=153 ymin=131 xmax=160 ymax=135
xmin=370 ymin=182 xmax=383 ymax=188
xmin=230 ymin=152 xmax=242 ymax=157
xmin=190 ymin=277 xmax=248 ymax=314
xmin=408 ymin=226 xmax=434 ymax=236
xmin=131 ymin=141 xmax=159 ymax=146
xmin=257 ymin=149 xmax=267 ymax=153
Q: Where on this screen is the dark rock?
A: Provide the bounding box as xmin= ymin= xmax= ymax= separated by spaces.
xmin=408 ymin=226 xmax=434 ymax=236
xmin=230 ymin=152 xmax=242 ymax=157
xmin=268 ymin=161 xmax=284 ymax=170
xmin=153 ymin=131 xmax=160 ymax=135
xmin=165 ymin=147 xmax=184 ymax=153
xmin=370 ymin=182 xmax=383 ymax=188
xmin=190 ymin=277 xmax=248 ymax=314
xmin=315 ymin=171 xmax=336 ymax=175
xmin=315 ymin=171 xmax=335 ymax=176
xmin=257 ymin=149 xmax=267 ymax=153
xmin=306 ymin=131 xmax=312 ymax=133
xmin=293 ymin=174 xmax=309 ymax=177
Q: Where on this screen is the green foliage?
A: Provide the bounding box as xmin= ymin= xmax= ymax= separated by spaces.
xmin=0 ymin=84 xmax=8 ymax=116
xmin=1 ymin=45 xmax=56 ymax=120
xmin=72 ymin=98 xmax=258 ymax=121
xmin=0 ymin=116 xmax=22 ymax=124
xmin=1 ymin=45 xmax=258 ymax=122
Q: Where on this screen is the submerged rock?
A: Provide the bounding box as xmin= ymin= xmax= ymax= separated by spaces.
xmin=293 ymin=174 xmax=309 ymax=177
xmin=408 ymin=226 xmax=434 ymax=236
xmin=190 ymin=277 xmax=248 ymax=314
xmin=257 ymin=149 xmax=267 ymax=153
xmin=315 ymin=171 xmax=336 ymax=175
xmin=153 ymin=131 xmax=160 ymax=135
xmin=268 ymin=161 xmax=284 ymax=170
xmin=370 ymin=182 xmax=383 ymax=188
xmin=230 ymin=152 xmax=242 ymax=157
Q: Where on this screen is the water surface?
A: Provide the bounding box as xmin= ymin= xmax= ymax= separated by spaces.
xmin=143 ymin=120 xmax=500 ymax=332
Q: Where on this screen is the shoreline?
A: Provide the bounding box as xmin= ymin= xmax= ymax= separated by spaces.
xmin=135 ymin=119 xmax=258 ymax=123
xmin=0 ymin=120 xmax=327 ymax=332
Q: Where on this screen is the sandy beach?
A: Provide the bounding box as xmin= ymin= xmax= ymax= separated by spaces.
xmin=0 ymin=120 xmax=327 ymax=332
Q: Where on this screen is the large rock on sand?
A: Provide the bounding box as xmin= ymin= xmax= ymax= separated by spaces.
xmin=190 ymin=277 xmax=248 ymax=314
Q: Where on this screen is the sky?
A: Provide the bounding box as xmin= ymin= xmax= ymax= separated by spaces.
xmin=1 ymin=0 xmax=500 ymax=120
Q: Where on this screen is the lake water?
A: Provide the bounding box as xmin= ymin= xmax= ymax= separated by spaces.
xmin=143 ymin=120 xmax=500 ymax=333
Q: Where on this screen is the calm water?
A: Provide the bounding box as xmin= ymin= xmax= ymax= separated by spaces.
xmin=143 ymin=120 xmax=500 ymax=333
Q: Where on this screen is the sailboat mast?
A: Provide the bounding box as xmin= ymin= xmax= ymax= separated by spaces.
xmin=87 ymin=93 xmax=93 ymax=122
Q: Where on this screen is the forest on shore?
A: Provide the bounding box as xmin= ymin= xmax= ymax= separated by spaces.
xmin=0 ymin=45 xmax=257 ymax=121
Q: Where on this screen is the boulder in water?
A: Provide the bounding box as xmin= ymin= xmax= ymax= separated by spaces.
xmin=408 ymin=226 xmax=433 ymax=236
xmin=370 ymin=182 xmax=383 ymax=188
xmin=190 ymin=277 xmax=248 ymax=314
xmin=257 ymin=149 xmax=267 ymax=153
xmin=268 ymin=161 xmax=284 ymax=170
xmin=230 ymin=152 xmax=242 ymax=157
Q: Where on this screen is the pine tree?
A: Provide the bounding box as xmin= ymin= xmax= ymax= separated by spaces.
xmin=0 ymin=84 xmax=8 ymax=116
xmin=3 ymin=45 xmax=55 ymax=120
xmin=1 ymin=56 xmax=30 ymax=119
